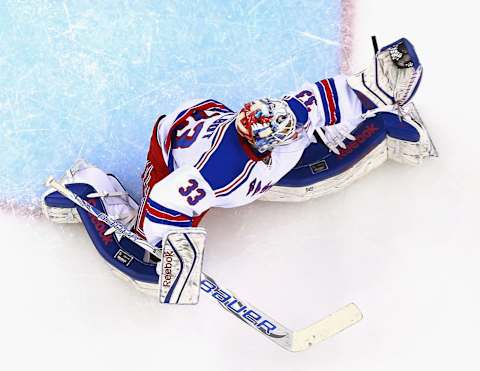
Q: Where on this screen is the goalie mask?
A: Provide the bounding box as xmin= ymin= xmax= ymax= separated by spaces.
xmin=235 ymin=98 xmax=298 ymax=153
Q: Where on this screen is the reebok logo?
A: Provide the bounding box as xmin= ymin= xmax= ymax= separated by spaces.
xmin=162 ymin=251 xmax=174 ymax=287
xmin=337 ymin=123 xmax=379 ymax=159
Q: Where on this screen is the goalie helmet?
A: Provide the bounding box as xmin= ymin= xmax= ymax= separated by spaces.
xmin=235 ymin=98 xmax=298 ymax=153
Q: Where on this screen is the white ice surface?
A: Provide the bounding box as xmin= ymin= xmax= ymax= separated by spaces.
xmin=1 ymin=1 xmax=479 ymax=371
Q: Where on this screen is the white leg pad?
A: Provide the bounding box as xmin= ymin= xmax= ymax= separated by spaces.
xmin=261 ymin=141 xmax=388 ymax=202
xmin=158 ymin=228 xmax=207 ymax=305
xmin=42 ymin=205 xmax=82 ymax=224
xmin=262 ymin=103 xmax=437 ymax=203
xmin=386 ymin=103 xmax=438 ymax=165
xmin=42 ymin=159 xmax=138 ymax=228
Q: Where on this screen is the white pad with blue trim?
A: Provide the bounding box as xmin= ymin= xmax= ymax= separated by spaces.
xmin=41 ymin=159 xmax=138 ymax=228
xmin=157 ymin=228 xmax=207 ymax=305
xmin=261 ymin=103 xmax=437 ymax=202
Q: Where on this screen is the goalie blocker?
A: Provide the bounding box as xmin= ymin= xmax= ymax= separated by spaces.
xmin=42 ymin=160 xmax=206 ymax=304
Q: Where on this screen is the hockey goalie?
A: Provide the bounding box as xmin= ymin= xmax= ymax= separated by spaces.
xmin=42 ymin=38 xmax=436 ymax=305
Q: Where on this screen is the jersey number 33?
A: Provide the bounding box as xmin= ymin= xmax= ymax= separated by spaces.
xmin=179 ymin=179 xmax=206 ymax=206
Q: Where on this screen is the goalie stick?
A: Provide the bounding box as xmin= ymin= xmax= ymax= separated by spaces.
xmin=45 ymin=176 xmax=363 ymax=352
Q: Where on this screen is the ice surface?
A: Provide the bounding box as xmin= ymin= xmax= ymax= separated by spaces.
xmin=0 ymin=0 xmax=343 ymax=209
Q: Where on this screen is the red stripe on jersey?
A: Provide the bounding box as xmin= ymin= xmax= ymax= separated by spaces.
xmin=145 ymin=203 xmax=191 ymax=222
xmin=214 ymin=160 xmax=255 ymax=196
xmin=320 ymin=79 xmax=337 ymax=124
xmin=134 ymin=117 xmax=172 ymax=237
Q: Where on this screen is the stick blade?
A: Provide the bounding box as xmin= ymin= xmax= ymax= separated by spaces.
xmin=290 ymin=303 xmax=363 ymax=352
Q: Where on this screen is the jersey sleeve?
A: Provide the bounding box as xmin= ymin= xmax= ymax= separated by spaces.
xmin=142 ymin=165 xmax=215 ymax=245
xmin=156 ymin=99 xmax=234 ymax=164
xmin=284 ymin=75 xmax=363 ymax=142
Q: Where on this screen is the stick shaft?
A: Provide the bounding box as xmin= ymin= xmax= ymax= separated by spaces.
xmin=45 ymin=177 xmax=295 ymax=347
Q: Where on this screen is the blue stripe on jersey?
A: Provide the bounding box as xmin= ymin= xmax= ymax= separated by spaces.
xmin=210 ymin=106 xmax=234 ymax=113
xmin=167 ymin=152 xmax=175 ymax=172
xmin=173 ymin=99 xmax=233 ymax=122
xmin=174 ymin=108 xmax=188 ymax=123
xmin=199 ymin=121 xmax=252 ymax=191
xmin=316 ymin=81 xmax=331 ymax=124
xmin=145 ymin=213 xmax=193 ymax=227
xmin=204 ymin=99 xmax=234 ymax=113
xmin=145 ymin=198 xmax=193 ymax=226
xmin=147 ymin=197 xmax=186 ymax=217
xmin=216 ymin=161 xmax=256 ymax=197
xmin=328 ymin=78 xmax=341 ymax=123
xmin=285 ymin=97 xmax=309 ymax=126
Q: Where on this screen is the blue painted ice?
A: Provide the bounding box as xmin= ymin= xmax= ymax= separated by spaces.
xmin=0 ymin=0 xmax=343 ymax=208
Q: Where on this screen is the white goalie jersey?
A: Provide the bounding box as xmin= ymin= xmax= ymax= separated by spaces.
xmin=136 ymin=75 xmax=363 ymax=245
